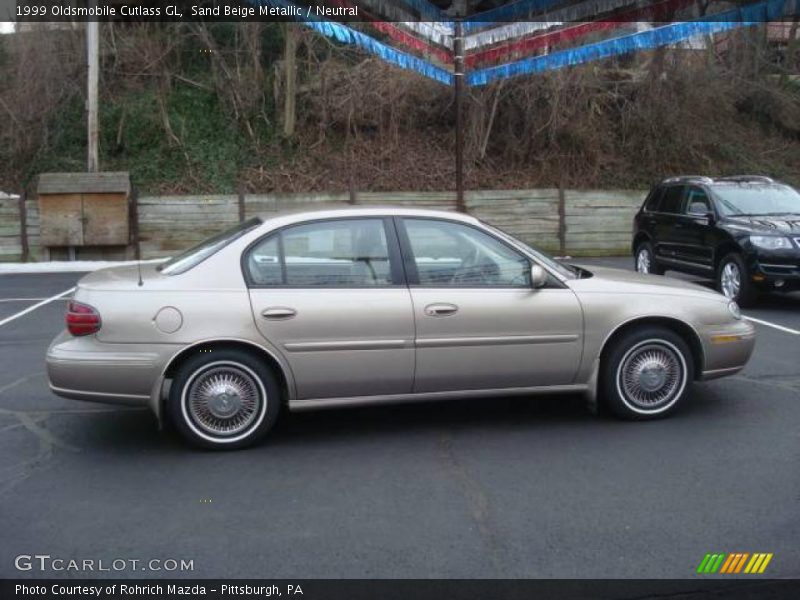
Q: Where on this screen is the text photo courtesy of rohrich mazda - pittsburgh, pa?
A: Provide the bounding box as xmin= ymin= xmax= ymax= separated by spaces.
xmin=1 ymin=1 xmax=799 ymax=599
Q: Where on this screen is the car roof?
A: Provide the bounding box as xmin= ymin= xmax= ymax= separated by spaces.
xmin=660 ymin=175 xmax=782 ymax=187
xmin=253 ymin=206 xmax=481 ymax=231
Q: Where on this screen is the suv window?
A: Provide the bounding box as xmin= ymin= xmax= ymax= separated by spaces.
xmin=402 ymin=218 xmax=530 ymax=287
xmin=713 ymin=183 xmax=800 ymax=216
xmin=659 ymin=186 xmax=685 ymax=214
xmin=684 ymin=187 xmax=711 ymax=215
xmin=246 ymin=219 xmax=394 ymax=287
xmin=644 ymin=187 xmax=664 ymax=212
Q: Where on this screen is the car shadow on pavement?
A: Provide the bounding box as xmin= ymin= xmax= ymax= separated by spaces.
xmin=275 ymin=393 xmax=593 ymax=439
xmin=59 ymin=394 xmax=596 ymax=453
xmin=749 ymin=291 xmax=800 ymax=309
xmin=48 ymin=382 xmax=739 ymax=453
xmin=261 ymin=388 xmax=732 ymax=449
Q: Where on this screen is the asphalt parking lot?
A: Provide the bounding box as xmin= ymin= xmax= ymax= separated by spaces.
xmin=1 ymin=258 xmax=798 ymax=579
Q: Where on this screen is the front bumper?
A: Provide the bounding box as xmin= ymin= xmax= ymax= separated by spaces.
xmin=698 ymin=320 xmax=756 ymax=381
xmin=46 ymin=330 xmax=180 ymax=408
xmin=745 ymin=245 xmax=800 ymax=291
xmin=752 ymin=260 xmax=800 ymax=291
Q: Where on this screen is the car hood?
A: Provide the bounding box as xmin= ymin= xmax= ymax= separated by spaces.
xmin=567 ymin=265 xmax=724 ymax=300
xmin=722 ymin=214 xmax=800 ymax=234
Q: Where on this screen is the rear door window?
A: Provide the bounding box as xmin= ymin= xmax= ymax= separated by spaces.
xmin=246 ymin=218 xmax=398 ymax=287
xmin=659 ymin=186 xmax=686 ymax=214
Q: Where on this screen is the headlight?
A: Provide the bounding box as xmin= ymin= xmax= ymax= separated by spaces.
xmin=749 ymin=235 xmax=792 ymax=250
xmin=728 ymin=300 xmax=742 ymax=320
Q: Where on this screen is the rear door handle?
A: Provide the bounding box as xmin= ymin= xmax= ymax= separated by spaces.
xmin=261 ymin=307 xmax=297 ymax=320
xmin=424 ymin=303 xmax=458 ymax=317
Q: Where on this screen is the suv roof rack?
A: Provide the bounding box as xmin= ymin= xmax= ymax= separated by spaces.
xmin=661 ymin=175 xmax=714 ymax=185
xmin=715 ymin=175 xmax=775 ymax=184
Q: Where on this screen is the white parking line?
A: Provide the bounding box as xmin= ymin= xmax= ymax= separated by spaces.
xmin=744 ymin=316 xmax=800 ymax=336
xmin=0 ymin=288 xmax=75 ymax=328
xmin=0 ymin=298 xmax=53 ymax=303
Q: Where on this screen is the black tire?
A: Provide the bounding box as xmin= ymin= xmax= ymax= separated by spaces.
xmin=717 ymin=252 xmax=758 ymax=308
xmin=168 ymin=348 xmax=281 ymax=450
xmin=634 ymin=241 xmax=665 ymax=275
xmin=601 ymin=326 xmax=694 ymax=421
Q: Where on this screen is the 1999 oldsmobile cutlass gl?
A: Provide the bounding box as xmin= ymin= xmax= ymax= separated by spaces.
xmin=47 ymin=208 xmax=755 ymax=449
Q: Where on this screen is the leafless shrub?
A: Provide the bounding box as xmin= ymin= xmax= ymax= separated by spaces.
xmin=0 ymin=26 xmax=84 ymax=189
xmin=1 ymin=23 xmax=798 ymax=194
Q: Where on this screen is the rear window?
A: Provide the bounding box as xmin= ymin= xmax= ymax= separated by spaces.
xmin=159 ymin=218 xmax=262 ymax=275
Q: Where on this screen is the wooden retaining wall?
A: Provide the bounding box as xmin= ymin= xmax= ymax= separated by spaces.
xmin=0 ymin=194 xmax=38 ymax=262
xmin=0 ymin=188 xmax=646 ymax=261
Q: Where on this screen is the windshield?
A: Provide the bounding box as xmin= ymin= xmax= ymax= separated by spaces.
xmin=159 ymin=217 xmax=262 ymax=275
xmin=713 ymin=184 xmax=800 ymax=217
xmin=482 ymin=222 xmax=577 ymax=280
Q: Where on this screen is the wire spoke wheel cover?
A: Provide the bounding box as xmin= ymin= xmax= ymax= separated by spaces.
xmin=616 ymin=340 xmax=687 ymax=413
xmin=183 ymin=362 xmax=265 ymax=438
xmin=720 ymin=262 xmax=741 ymax=299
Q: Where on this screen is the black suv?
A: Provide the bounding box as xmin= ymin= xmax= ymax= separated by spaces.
xmin=632 ymin=175 xmax=800 ymax=307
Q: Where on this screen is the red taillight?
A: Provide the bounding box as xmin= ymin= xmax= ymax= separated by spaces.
xmin=66 ymin=300 xmax=102 ymax=336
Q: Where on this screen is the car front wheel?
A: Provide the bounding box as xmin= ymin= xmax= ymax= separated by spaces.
xmin=717 ymin=253 xmax=758 ymax=308
xmin=168 ymin=348 xmax=281 ymax=449
xmin=602 ymin=326 xmax=693 ymax=420
xmin=634 ymin=242 xmax=664 ymax=275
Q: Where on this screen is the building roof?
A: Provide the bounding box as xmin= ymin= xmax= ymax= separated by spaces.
xmin=38 ymin=172 xmax=131 ymax=195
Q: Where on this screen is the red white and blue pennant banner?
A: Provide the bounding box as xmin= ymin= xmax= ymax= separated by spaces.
xmin=253 ymin=0 xmax=796 ymax=85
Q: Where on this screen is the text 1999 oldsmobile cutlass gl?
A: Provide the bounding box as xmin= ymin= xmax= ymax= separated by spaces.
xmin=47 ymin=209 xmax=755 ymax=449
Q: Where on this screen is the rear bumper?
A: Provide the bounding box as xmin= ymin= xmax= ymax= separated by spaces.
xmin=46 ymin=331 xmax=179 ymax=409
xmin=698 ymin=320 xmax=756 ymax=381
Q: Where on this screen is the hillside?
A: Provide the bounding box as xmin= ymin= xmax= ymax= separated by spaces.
xmin=1 ymin=22 xmax=799 ymax=194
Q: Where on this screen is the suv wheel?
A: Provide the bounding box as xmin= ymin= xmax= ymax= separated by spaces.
xmin=168 ymin=348 xmax=281 ymax=449
xmin=717 ymin=253 xmax=758 ymax=308
xmin=602 ymin=326 xmax=693 ymax=420
xmin=635 ymin=242 xmax=664 ymax=275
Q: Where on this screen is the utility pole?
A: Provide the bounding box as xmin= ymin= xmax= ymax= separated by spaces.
xmin=86 ymin=20 xmax=99 ymax=172
xmin=453 ymin=0 xmax=467 ymax=212
xmin=454 ymin=20 xmax=465 ymax=212
xmin=283 ymin=24 xmax=297 ymax=139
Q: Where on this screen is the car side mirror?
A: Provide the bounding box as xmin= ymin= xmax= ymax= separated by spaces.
xmin=688 ymin=202 xmax=714 ymax=223
xmin=530 ymin=264 xmax=548 ymax=289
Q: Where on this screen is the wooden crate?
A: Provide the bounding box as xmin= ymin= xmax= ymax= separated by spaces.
xmin=38 ymin=172 xmax=131 ymax=247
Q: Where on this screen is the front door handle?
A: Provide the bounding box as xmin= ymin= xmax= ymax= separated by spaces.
xmin=424 ymin=303 xmax=458 ymax=317
xmin=261 ymin=307 xmax=297 ymax=320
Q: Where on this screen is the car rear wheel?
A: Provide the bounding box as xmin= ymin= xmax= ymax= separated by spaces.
xmin=602 ymin=326 xmax=693 ymax=420
xmin=717 ymin=253 xmax=758 ymax=308
xmin=168 ymin=348 xmax=281 ymax=449
xmin=634 ymin=242 xmax=664 ymax=275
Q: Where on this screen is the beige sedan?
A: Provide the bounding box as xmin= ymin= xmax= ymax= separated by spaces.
xmin=47 ymin=208 xmax=755 ymax=449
